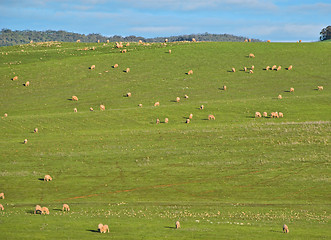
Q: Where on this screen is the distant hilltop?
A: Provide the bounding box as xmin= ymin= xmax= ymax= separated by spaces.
xmin=0 ymin=29 xmax=261 ymax=46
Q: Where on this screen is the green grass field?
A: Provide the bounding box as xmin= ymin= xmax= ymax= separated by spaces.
xmin=0 ymin=40 xmax=330 ymax=239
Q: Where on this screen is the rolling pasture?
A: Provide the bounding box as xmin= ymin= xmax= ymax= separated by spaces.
xmin=0 ymin=40 xmax=330 ymax=239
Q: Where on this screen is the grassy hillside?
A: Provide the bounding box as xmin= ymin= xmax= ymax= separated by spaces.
xmin=0 ymin=41 xmax=330 ymax=239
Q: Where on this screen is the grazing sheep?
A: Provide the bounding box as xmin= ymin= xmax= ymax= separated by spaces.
xmin=165 ymin=39 xmax=168 ymax=43
xmin=90 ymin=107 xmax=94 ymax=111
xmin=266 ymin=66 xmax=270 ymax=71
xmin=169 ymin=50 xmax=171 ymax=54
xmin=62 ymin=204 xmax=70 ymax=211
xmin=287 ymin=65 xmax=293 ymax=70
xmin=165 ymin=118 xmax=169 ymax=123
xmin=232 ymin=68 xmax=236 ymax=72
xmin=263 ymin=112 xmax=268 ymax=117
xmin=34 ymin=128 xmax=38 ymax=133
xmin=74 ymin=108 xmax=77 ymax=112
xmin=126 ymin=68 xmax=130 ymax=73
xmin=278 ymin=112 xmax=284 ymax=118
xmin=72 ymin=96 xmax=78 ymax=101
xmin=97 ymin=40 xmax=100 ymax=43
xmin=98 ymin=223 xmax=104 ymax=232
xmin=0 ymin=204 xmax=4 ymax=211
xmin=283 ymin=224 xmax=289 ymax=233
xmin=189 ymin=114 xmax=193 ymax=119
xmin=184 ymin=95 xmax=189 ymax=99
xmin=126 ymin=43 xmax=130 ymax=47
xmin=90 ymin=65 xmax=95 ymax=70
xmin=278 ymin=94 xmax=282 ymax=99
xmin=156 ymin=119 xmax=160 ymax=124
xmin=0 ymin=192 xmax=4 ymax=199
xmin=176 ymin=97 xmax=180 ymax=102
xmin=249 ymin=39 xmax=251 ymax=42
xmin=35 ymin=205 xmax=42 ymax=214
xmin=76 ymin=40 xmax=80 ymax=43
xmin=139 ymin=40 xmax=143 ymax=44
xmin=121 ymin=49 xmax=127 ymax=53
xmin=255 ymin=112 xmax=262 ymax=118
xmin=267 ymin=40 xmax=271 ymax=42
xmin=41 ymin=207 xmax=49 ymax=215
xmin=100 ymin=105 xmax=105 ymax=111
xmin=4 ymin=113 xmax=8 ymax=117
xmin=208 ymin=114 xmax=215 ymax=120
xmin=200 ymin=105 xmax=204 ymax=110
xmin=277 ymin=66 xmax=281 ymax=71
xmin=299 ymin=40 xmax=302 ymax=43
xmin=25 ymin=81 xmax=30 ymax=86
xmin=12 ymin=76 xmax=18 ymax=81
xmin=24 ymin=139 xmax=28 ymax=144
xmin=249 ymin=70 xmax=254 ymax=74
xmin=249 ymin=53 xmax=255 ymax=58
xmin=44 ymin=175 xmax=52 ymax=181
xmin=290 ymin=87 xmax=294 ymax=92
xmin=272 ymin=65 xmax=277 ymax=70
xmin=106 ymin=40 xmax=109 ymax=43
xmin=223 ymin=85 xmax=227 ymax=91
xmin=101 ymin=224 xmax=109 ymax=233
xmin=176 ymin=221 xmax=180 ymax=229
xmin=318 ymin=86 xmax=323 ymax=91
xmin=186 ymin=119 xmax=190 ymax=123
xmin=127 ymin=92 xmax=132 ymax=97
xmin=138 ymin=104 xmax=142 ymax=107
xmin=244 ymin=67 xmax=247 ymax=72
xmin=113 ymin=64 xmax=118 ymax=68
xmin=188 ymin=70 xmax=193 ymax=75
xmin=244 ymin=39 xmax=248 ymax=42
xmin=271 ymin=112 xmax=279 ymax=118
xmin=154 ymin=102 xmax=160 ymax=107
xmin=251 ymin=65 xmax=255 ymax=70
xmin=192 ymin=38 xmax=196 ymax=42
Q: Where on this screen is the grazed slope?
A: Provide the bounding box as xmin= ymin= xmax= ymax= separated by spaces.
xmin=0 ymin=41 xmax=330 ymax=239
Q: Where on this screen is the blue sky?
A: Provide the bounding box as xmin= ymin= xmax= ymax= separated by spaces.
xmin=0 ymin=0 xmax=330 ymax=42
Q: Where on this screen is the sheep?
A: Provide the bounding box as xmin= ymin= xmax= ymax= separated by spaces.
xmin=34 ymin=128 xmax=38 ymax=133
xmin=249 ymin=53 xmax=255 ymax=58
xmin=156 ymin=119 xmax=160 ymax=124
xmin=24 ymin=139 xmax=28 ymax=144
xmin=165 ymin=39 xmax=168 ymax=43
xmin=192 ymin=38 xmax=196 ymax=42
xmin=232 ymin=68 xmax=236 ymax=72
xmin=74 ymin=108 xmax=77 ymax=112
xmin=271 ymin=65 xmax=277 ymax=70
xmin=208 ymin=114 xmax=215 ymax=120
xmin=249 ymin=70 xmax=254 ymax=74
xmin=41 ymin=207 xmax=49 ymax=215
xmin=25 ymin=81 xmax=30 ymax=86
xmin=255 ymin=112 xmax=262 ymax=118
xmin=90 ymin=107 xmax=94 ymax=111
xmin=126 ymin=43 xmax=130 ymax=47
xmin=72 ymin=96 xmax=78 ymax=101
xmin=278 ymin=112 xmax=284 ymax=118
xmin=113 ymin=64 xmax=118 ymax=68
xmin=290 ymin=87 xmax=294 ymax=92
xmin=277 ymin=66 xmax=281 ymax=71
xmin=138 ymin=104 xmax=143 ymax=107
xmin=244 ymin=67 xmax=247 ymax=72
xmin=100 ymin=105 xmax=105 ymax=111
xmin=271 ymin=112 xmax=279 ymax=118
xmin=244 ymin=39 xmax=248 ymax=42
xmin=299 ymin=40 xmax=302 ymax=43
xmin=0 ymin=192 xmax=4 ymax=199
xmin=184 ymin=95 xmax=189 ymax=99
xmin=266 ymin=66 xmax=270 ymax=71
xmin=12 ymin=76 xmax=18 ymax=81
xmin=62 ymin=204 xmax=70 ymax=211
xmin=318 ymin=86 xmax=323 ymax=91
xmin=127 ymin=92 xmax=132 ymax=97
xmin=106 ymin=40 xmax=109 ymax=43
xmin=154 ymin=102 xmax=160 ymax=107
xmin=188 ymin=70 xmax=193 ymax=75
xmin=223 ymin=85 xmax=227 ymax=91
xmin=200 ymin=105 xmax=204 ymax=110
xmin=176 ymin=221 xmax=180 ymax=229
xmin=186 ymin=119 xmax=190 ymax=123
xmin=0 ymin=204 xmax=4 ymax=211
xmin=287 ymin=65 xmax=293 ymax=70
xmin=139 ymin=40 xmax=143 ymax=44
xmin=189 ymin=114 xmax=193 ymax=119
xmin=121 ymin=49 xmax=127 ymax=53
xmin=34 ymin=205 xmax=42 ymax=214
xmin=164 ymin=118 xmax=169 ymax=123
xmin=278 ymin=94 xmax=282 ymax=99
xmin=44 ymin=174 xmax=52 ymax=181
xmin=100 ymin=224 xmax=109 ymax=233
xmin=267 ymin=40 xmax=271 ymax=42
xmin=176 ymin=97 xmax=180 ymax=102
xmin=251 ymin=65 xmax=255 ymax=70
xmin=98 ymin=223 xmax=104 ymax=232
xmin=97 ymin=40 xmax=100 ymax=43
xmin=90 ymin=65 xmax=95 ymax=70
xmin=249 ymin=39 xmax=251 ymax=42
xmin=283 ymin=224 xmax=289 ymax=233
xmin=4 ymin=113 xmax=8 ymax=117
xmin=126 ymin=68 xmax=130 ymax=73
xmin=263 ymin=112 xmax=268 ymax=117
xmin=169 ymin=50 xmax=171 ymax=54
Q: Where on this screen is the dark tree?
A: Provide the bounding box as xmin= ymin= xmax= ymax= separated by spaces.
xmin=320 ymin=26 xmax=331 ymax=41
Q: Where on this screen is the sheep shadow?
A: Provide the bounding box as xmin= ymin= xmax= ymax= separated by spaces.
xmin=86 ymin=229 xmax=99 ymax=233
xmin=38 ymin=178 xmax=44 ymax=181
xmin=164 ymin=226 xmax=176 ymax=229
xmin=67 ymin=98 xmax=74 ymax=101
xmin=269 ymin=230 xmax=282 ymax=234
xmin=26 ymin=210 xmax=35 ymax=214
xmin=313 ymin=88 xmax=319 ymax=91
xmin=246 ymin=116 xmax=256 ymax=119
xmin=23 ymin=83 xmax=27 ymax=86
xmin=284 ymin=90 xmax=291 ymax=93
xmin=227 ymin=70 xmax=234 ymax=73
xmin=170 ymin=100 xmax=178 ymax=102
xmin=202 ymin=118 xmax=210 ymax=121
xmin=52 ymin=208 xmax=62 ymax=211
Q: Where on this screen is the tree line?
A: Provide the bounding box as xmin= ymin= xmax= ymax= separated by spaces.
xmin=0 ymin=29 xmax=260 ymax=46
